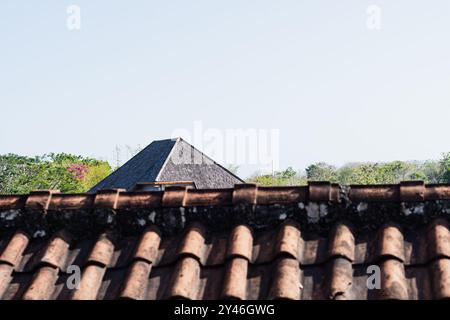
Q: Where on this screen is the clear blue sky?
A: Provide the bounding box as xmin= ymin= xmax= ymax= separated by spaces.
xmin=1 ymin=1 xmax=449 ymax=177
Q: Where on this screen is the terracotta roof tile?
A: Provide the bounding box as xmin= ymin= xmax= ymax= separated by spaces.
xmin=227 ymin=225 xmax=253 ymax=261
xmin=378 ymin=224 xmax=405 ymax=262
xmin=256 ymin=187 xmax=307 ymax=205
xmin=0 ymin=264 xmax=13 ymax=299
xmin=400 ymin=181 xmax=425 ymax=201
xmin=275 ymin=221 xmax=302 ymax=260
xmin=232 ymin=184 xmax=258 ymax=205
xmin=0 ymin=182 xmax=450 ymax=300
xmin=87 ymin=233 xmax=115 ymax=267
xmin=167 ymin=257 xmax=200 ymax=299
xmin=162 ymin=187 xmax=188 ymax=208
xmin=268 ymin=258 xmax=300 ymax=300
xmin=427 ymin=219 xmax=450 ymax=260
xmin=25 ymin=190 xmax=60 ymax=211
xmin=430 ymin=258 xmax=450 ymax=299
xmin=186 ymin=189 xmax=233 ymax=207
xmin=328 ymin=223 xmax=355 ymax=261
xmin=0 ymin=231 xmax=30 ymax=267
xmin=327 ymin=257 xmax=353 ymax=299
xmin=23 ymin=266 xmax=59 ymax=300
xmin=178 ymin=223 xmax=206 ymax=261
xmin=133 ymin=226 xmax=161 ymax=263
xmin=40 ymin=231 xmax=71 ymax=269
xmin=72 ymin=264 xmax=106 ymax=300
xmin=94 ymin=189 xmax=124 ymax=209
xmin=120 ymin=260 xmax=152 ymax=300
xmin=379 ymin=259 xmax=409 ymax=300
xmin=221 ymin=257 xmax=248 ymax=299
xmin=0 ymin=195 xmax=26 ymax=210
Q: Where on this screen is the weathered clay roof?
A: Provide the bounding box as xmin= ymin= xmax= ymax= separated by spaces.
xmin=1 ymin=181 xmax=450 ymax=300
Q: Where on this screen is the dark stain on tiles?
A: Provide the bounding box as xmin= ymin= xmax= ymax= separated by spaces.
xmin=0 ymin=182 xmax=449 ymax=299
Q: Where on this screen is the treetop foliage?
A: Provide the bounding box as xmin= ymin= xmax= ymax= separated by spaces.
xmin=1 ymin=152 xmax=449 ymax=194
xmin=0 ymin=153 xmax=112 ymax=194
xmin=249 ymin=152 xmax=450 ymax=186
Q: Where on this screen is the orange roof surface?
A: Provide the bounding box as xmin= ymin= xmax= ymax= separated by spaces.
xmin=0 ymin=182 xmax=450 ymax=300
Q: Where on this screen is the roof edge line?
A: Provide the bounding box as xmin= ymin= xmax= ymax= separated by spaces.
xmin=155 ymin=137 xmax=180 ymax=182
xmin=174 ymin=137 xmax=245 ymax=183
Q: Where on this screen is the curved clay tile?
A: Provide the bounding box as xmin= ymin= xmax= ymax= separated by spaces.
xmin=425 ymin=185 xmax=450 ymax=199
xmin=120 ymin=260 xmax=152 ymax=300
xmin=86 ymin=233 xmax=115 ymax=267
xmin=379 ymin=259 xmax=408 ymax=300
xmin=21 ymin=231 xmax=72 ymax=300
xmin=167 ymin=256 xmax=200 ymax=299
xmin=226 ymin=225 xmax=253 ymax=261
xmin=327 ymin=258 xmax=353 ymax=299
xmin=328 ymin=223 xmax=355 ymax=262
xmin=274 ymin=221 xmax=301 ymax=261
xmin=40 ymin=231 xmax=72 ymax=270
xmin=430 ymin=258 xmax=450 ymax=299
xmin=427 ymin=219 xmax=450 ymax=261
xmin=0 ymin=231 xmax=30 ymax=268
xmin=133 ymin=226 xmax=161 ymax=264
xmin=268 ymin=258 xmax=300 ymax=300
xmin=221 ymin=257 xmax=248 ymax=299
xmin=0 ymin=264 xmax=13 ymax=299
xmin=71 ymin=233 xmax=116 ymax=300
xmin=72 ymin=264 xmax=106 ymax=300
xmin=378 ymin=224 xmax=405 ymax=262
xmin=178 ymin=223 xmax=206 ymax=262
xmin=22 ymin=266 xmax=59 ymax=300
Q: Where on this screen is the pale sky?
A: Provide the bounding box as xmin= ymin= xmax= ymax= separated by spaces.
xmin=1 ymin=1 xmax=449 ymax=177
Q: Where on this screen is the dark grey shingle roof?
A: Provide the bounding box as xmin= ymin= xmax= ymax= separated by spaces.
xmin=157 ymin=139 xmax=244 ymax=189
xmin=89 ymin=138 xmax=244 ymax=192
xmin=89 ymin=139 xmax=177 ymax=192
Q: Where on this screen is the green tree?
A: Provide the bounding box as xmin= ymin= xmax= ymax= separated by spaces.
xmin=440 ymin=152 xmax=450 ymax=183
xmin=247 ymin=152 xmax=450 ymax=185
xmin=0 ymin=153 xmax=112 ymax=194
xmin=248 ymin=167 xmax=306 ymax=186
xmin=420 ymin=160 xmax=442 ymax=183
xmin=306 ymin=163 xmax=337 ymax=182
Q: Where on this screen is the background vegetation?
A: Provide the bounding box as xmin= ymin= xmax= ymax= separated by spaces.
xmin=0 ymin=153 xmax=112 ymax=194
xmin=0 ymin=152 xmax=449 ymax=194
xmin=249 ymin=152 xmax=450 ymax=186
